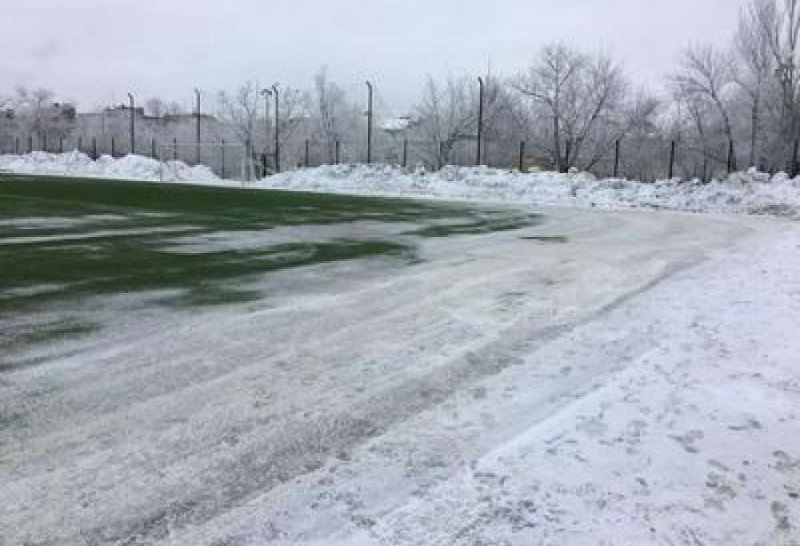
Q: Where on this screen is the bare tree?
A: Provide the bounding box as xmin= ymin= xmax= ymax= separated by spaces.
xmin=411 ymin=76 xmax=479 ymax=168
xmin=145 ymin=98 xmax=167 ymax=118
xmin=673 ymin=44 xmax=738 ymax=170
xmin=274 ymin=86 xmax=312 ymax=167
xmin=313 ymin=67 xmax=348 ymax=163
xmin=217 ymin=81 xmax=263 ymax=177
xmin=165 ymin=102 xmax=184 ymax=116
xmin=11 ymin=87 xmax=76 ymax=144
xmin=735 ymin=0 xmax=776 ymax=167
xmin=762 ymin=0 xmax=800 ymax=140
xmin=514 ymin=44 xmax=628 ymax=172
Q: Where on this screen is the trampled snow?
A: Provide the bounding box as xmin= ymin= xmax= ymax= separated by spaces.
xmin=3 ymin=153 xmax=800 ymax=545
xmin=3 ymin=151 xmax=800 ymax=218
xmin=2 ymin=205 xmax=798 ymax=545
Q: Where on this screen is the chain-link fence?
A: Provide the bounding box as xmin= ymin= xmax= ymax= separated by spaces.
xmin=2 ymin=125 xmax=798 ymax=182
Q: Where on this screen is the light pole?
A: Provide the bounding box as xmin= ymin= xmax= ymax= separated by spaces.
xmin=194 ymin=88 xmax=202 ymax=165
xmin=366 ymin=80 xmax=374 ymax=164
xmin=272 ymin=83 xmax=280 ymax=173
xmin=260 ymin=88 xmax=272 ymax=163
xmin=476 ymin=77 xmax=484 ymax=166
xmin=128 ymin=93 xmax=135 ymax=155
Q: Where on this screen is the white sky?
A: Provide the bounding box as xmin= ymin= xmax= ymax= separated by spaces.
xmin=1 ymin=0 xmax=747 ymax=114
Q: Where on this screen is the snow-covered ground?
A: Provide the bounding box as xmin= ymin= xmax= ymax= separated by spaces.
xmin=2 ymin=205 xmax=799 ymax=545
xmin=4 ymin=152 xmax=800 ymax=218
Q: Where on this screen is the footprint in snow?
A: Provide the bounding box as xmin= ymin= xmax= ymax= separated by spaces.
xmin=670 ymin=430 xmax=705 ymax=454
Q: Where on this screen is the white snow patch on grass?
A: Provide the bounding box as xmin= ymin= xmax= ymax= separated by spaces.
xmin=0 ymin=225 xmax=201 ymax=246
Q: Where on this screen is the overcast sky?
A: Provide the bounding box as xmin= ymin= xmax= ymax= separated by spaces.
xmin=1 ymin=0 xmax=747 ymax=114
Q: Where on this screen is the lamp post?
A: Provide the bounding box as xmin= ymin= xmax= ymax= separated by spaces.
xmin=194 ymin=88 xmax=202 ymax=165
xmin=366 ymin=81 xmax=374 ymax=164
xmin=128 ymin=93 xmax=135 ymax=155
xmin=272 ymin=83 xmax=280 ymax=173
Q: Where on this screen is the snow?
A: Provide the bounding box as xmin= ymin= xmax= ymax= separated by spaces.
xmin=3 ymin=152 xmax=800 ymax=218
xmin=260 ymin=164 xmax=800 ymax=218
xmin=0 ymin=225 xmax=200 ymax=246
xmin=3 ymin=153 xmax=800 ymax=544
xmin=380 ymin=117 xmax=411 ymax=132
xmin=2 ymin=206 xmax=799 ymax=545
xmin=0 ymin=150 xmax=218 ymax=182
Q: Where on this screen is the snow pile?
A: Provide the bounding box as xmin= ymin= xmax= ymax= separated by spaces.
xmin=0 ymin=151 xmax=218 ymax=182
xmin=3 ymin=152 xmax=800 ymax=217
xmin=260 ymin=163 xmax=800 ymax=218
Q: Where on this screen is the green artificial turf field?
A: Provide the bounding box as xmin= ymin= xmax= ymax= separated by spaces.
xmin=0 ymin=175 xmax=539 ymax=316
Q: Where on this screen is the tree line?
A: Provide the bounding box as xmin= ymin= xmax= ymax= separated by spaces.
xmin=3 ymin=0 xmax=800 ymax=180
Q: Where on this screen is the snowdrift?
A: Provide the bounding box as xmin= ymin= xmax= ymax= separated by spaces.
xmin=262 ymin=164 xmax=800 ymax=218
xmin=2 ymin=152 xmax=800 ymax=217
xmin=0 ymin=151 xmax=218 ymax=183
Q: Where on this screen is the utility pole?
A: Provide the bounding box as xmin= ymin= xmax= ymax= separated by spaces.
xmin=272 ymin=83 xmax=281 ymax=173
xmin=194 ymin=88 xmax=202 ymax=165
xmin=366 ymin=81 xmax=374 ymax=164
xmin=128 ymin=93 xmax=135 ymax=155
xmin=477 ymin=77 xmax=485 ymax=166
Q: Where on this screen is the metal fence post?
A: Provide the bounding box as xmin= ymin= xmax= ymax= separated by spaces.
xmin=194 ymin=88 xmax=202 ymax=165
xmin=246 ymin=138 xmax=252 ymax=180
xmin=272 ymin=84 xmax=281 ymax=173
xmin=28 ymin=135 xmax=33 ymax=153
xmin=792 ymin=140 xmax=799 ymax=178
xmin=151 ymin=138 xmax=157 ymax=159
xmin=366 ymin=81 xmax=373 ymax=164
xmin=111 ymin=137 xmax=116 ymax=158
xmin=519 ymin=141 xmax=526 ymax=172
xmin=92 ymin=137 xmax=97 ymax=159
xmin=14 ymin=136 xmax=19 ymax=154
xmin=305 ymin=139 xmax=310 ymax=168
xmin=402 ymin=138 xmax=408 ymax=168
xmin=476 ymin=77 xmax=484 ymax=166
xmin=221 ymin=139 xmax=226 ymax=179
xmin=728 ymin=140 xmax=735 ymax=175
xmin=128 ymin=93 xmax=136 ymax=155
xmin=77 ymin=136 xmax=83 ymax=153
xmin=335 ymin=140 xmax=340 ymax=165
xmin=668 ymin=140 xmax=676 ymax=180
xmin=173 ymin=138 xmax=177 ymax=161
xmin=59 ymin=138 xmax=64 ymax=154
xmin=614 ymin=139 xmax=621 ymax=178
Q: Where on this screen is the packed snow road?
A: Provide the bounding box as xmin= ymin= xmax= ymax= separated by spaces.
xmin=1 ymin=191 xmax=799 ymax=545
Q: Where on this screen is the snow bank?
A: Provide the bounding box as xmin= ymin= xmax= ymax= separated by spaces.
xmin=259 ymin=164 xmax=800 ymax=218
xmin=3 ymin=152 xmax=800 ymax=217
xmin=0 ymin=151 xmax=218 ymax=183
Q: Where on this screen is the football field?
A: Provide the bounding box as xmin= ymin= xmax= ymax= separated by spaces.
xmin=1 ymin=175 xmax=798 ymax=546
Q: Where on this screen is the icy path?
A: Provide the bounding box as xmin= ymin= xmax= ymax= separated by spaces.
xmin=1 ymin=208 xmax=798 ymax=545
